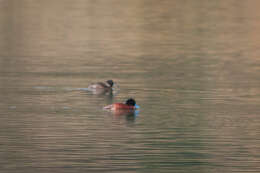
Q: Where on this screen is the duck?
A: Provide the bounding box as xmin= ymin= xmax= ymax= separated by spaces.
xmin=104 ymin=98 xmax=137 ymax=110
xmin=88 ymin=80 xmax=114 ymax=91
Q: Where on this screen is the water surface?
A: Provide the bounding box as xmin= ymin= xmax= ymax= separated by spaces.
xmin=1 ymin=0 xmax=260 ymax=172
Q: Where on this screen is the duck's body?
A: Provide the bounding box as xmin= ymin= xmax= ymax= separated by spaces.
xmin=104 ymin=98 xmax=137 ymax=111
xmin=104 ymin=103 xmax=136 ymax=110
xmin=88 ymin=80 xmax=114 ymax=91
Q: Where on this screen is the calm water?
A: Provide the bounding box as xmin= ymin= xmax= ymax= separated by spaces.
xmin=1 ymin=0 xmax=260 ymax=172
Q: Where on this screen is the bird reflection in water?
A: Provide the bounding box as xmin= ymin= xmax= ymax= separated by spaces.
xmin=105 ymin=109 xmax=140 ymax=123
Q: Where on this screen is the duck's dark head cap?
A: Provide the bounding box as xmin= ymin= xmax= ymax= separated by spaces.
xmin=125 ymin=98 xmax=136 ymax=106
xmin=106 ymin=80 xmax=114 ymax=87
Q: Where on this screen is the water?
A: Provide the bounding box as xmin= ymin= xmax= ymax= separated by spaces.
xmin=1 ymin=0 xmax=260 ymax=172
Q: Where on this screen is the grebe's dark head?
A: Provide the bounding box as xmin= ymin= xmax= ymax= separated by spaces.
xmin=125 ymin=98 xmax=136 ymax=106
xmin=106 ymin=80 xmax=114 ymax=87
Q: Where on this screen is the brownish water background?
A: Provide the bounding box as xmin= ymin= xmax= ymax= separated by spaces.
xmin=1 ymin=1 xmax=260 ymax=172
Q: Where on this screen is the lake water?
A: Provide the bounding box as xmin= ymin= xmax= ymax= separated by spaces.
xmin=1 ymin=0 xmax=260 ymax=172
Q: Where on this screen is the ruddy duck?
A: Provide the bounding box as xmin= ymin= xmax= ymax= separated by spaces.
xmin=104 ymin=98 xmax=137 ymax=110
xmin=88 ymin=80 xmax=114 ymax=91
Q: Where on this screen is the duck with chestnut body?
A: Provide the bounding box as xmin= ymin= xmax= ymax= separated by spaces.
xmin=104 ymin=98 xmax=137 ymax=110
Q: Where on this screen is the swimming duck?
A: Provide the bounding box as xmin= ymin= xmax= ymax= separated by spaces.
xmin=104 ymin=98 xmax=137 ymax=110
xmin=88 ymin=80 xmax=114 ymax=91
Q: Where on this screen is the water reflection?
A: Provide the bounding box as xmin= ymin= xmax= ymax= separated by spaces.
xmin=1 ymin=0 xmax=260 ymax=173
xmin=105 ymin=109 xmax=138 ymax=124
xmin=106 ymin=109 xmax=139 ymax=117
xmin=86 ymin=88 xmax=114 ymax=96
xmin=83 ymin=89 xmax=114 ymax=106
